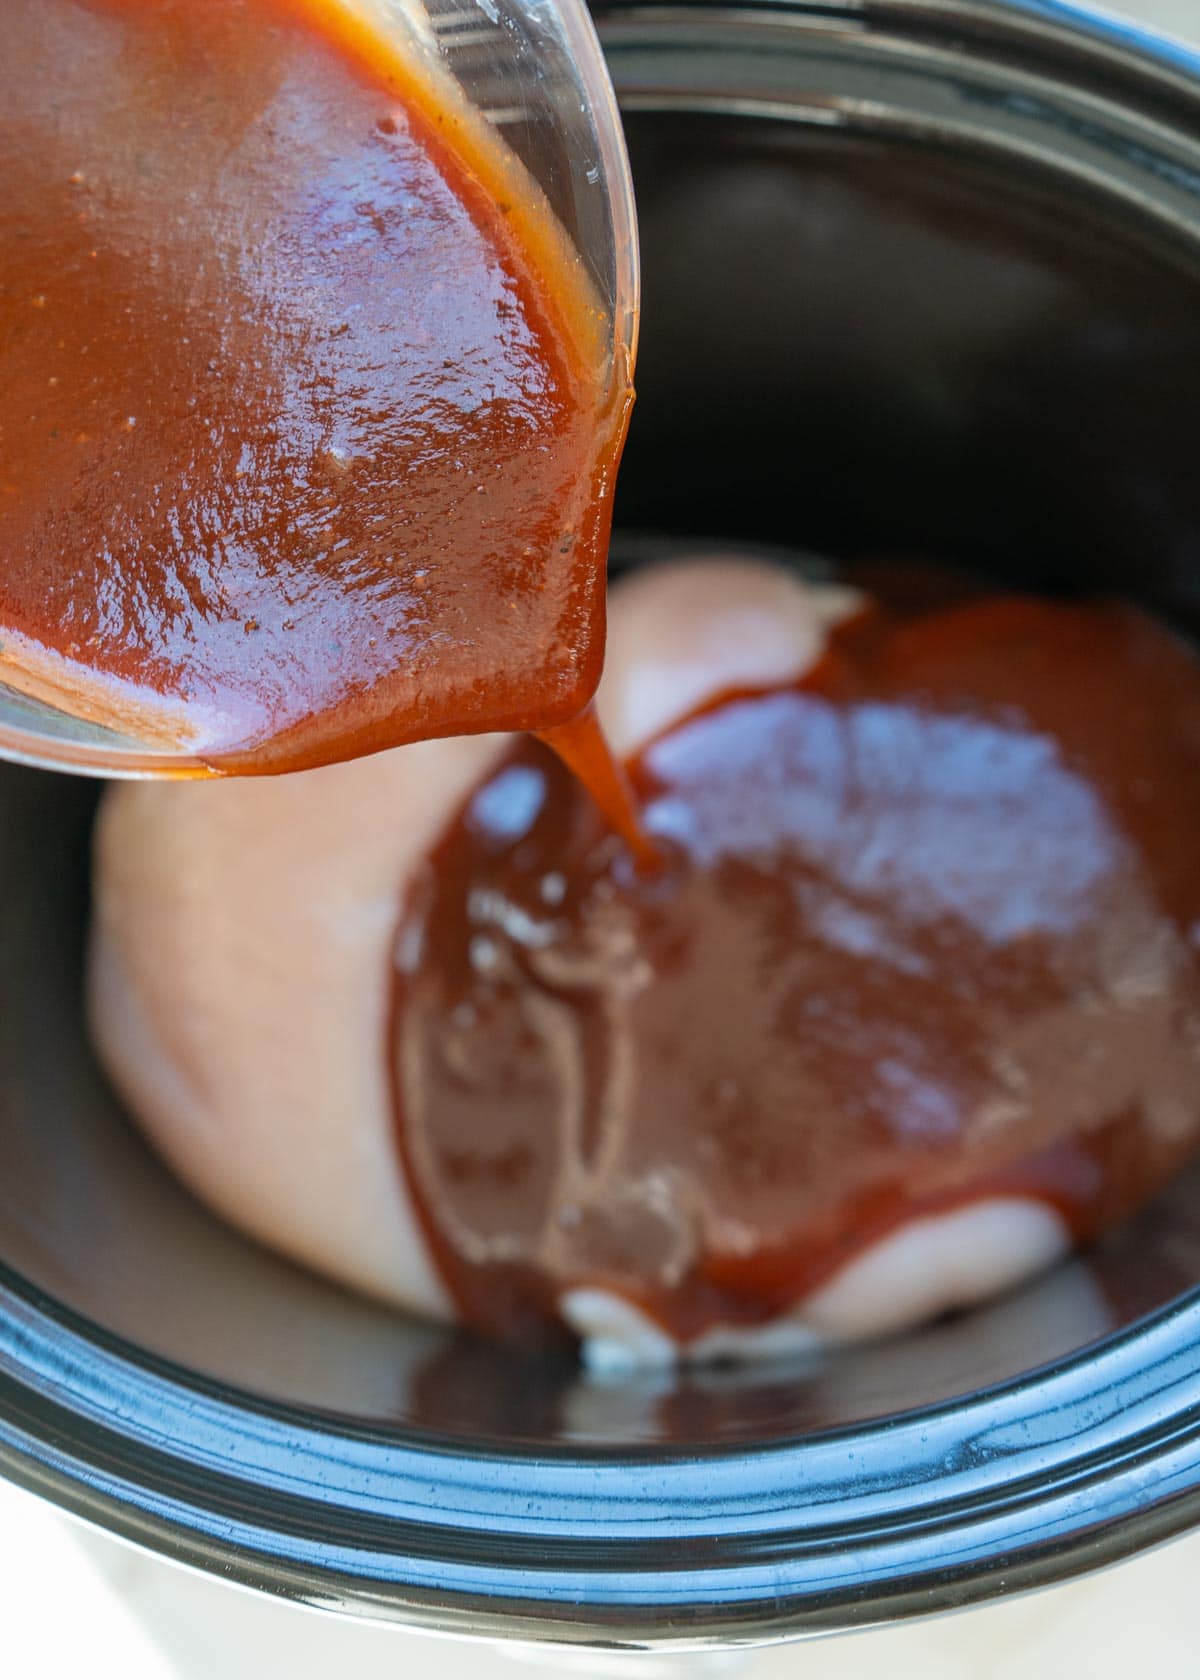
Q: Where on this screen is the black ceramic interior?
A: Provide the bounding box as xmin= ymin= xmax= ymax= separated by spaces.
xmin=2 ymin=0 xmax=1200 ymax=1647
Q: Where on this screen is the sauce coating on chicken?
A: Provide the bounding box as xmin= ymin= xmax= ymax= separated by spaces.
xmin=392 ymin=595 xmax=1200 ymax=1346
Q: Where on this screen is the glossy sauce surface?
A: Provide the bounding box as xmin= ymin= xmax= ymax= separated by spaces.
xmin=0 ymin=0 xmax=627 ymax=771
xmin=392 ymin=593 xmax=1200 ymax=1346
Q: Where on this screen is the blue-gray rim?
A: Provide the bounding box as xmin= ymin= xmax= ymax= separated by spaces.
xmin=4 ymin=1262 xmax=1200 ymax=1644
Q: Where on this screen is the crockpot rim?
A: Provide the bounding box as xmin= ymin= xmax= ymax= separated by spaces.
xmin=4 ymin=1256 xmax=1200 ymax=1644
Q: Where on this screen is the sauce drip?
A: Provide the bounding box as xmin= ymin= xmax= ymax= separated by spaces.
xmin=0 ymin=0 xmax=630 ymax=773
xmin=391 ymin=593 xmax=1200 ymax=1347
xmin=537 ymin=706 xmax=659 ymax=873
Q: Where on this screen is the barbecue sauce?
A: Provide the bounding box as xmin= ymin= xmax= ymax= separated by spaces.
xmin=392 ymin=594 xmax=1200 ymax=1347
xmin=0 ymin=0 xmax=631 ymax=774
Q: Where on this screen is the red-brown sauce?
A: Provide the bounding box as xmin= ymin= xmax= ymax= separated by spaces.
xmin=0 ymin=0 xmax=630 ymax=774
xmin=391 ymin=593 xmax=1200 ymax=1347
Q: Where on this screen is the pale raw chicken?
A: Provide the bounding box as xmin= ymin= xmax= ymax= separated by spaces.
xmin=89 ymin=558 xmax=1069 ymax=1367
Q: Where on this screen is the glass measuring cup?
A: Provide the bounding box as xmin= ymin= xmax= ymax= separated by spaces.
xmin=0 ymin=0 xmax=639 ymax=778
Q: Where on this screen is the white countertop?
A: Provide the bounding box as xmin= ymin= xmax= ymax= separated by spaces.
xmin=4 ymin=2 xmax=1200 ymax=1676
xmin=1100 ymin=0 xmax=1196 ymax=37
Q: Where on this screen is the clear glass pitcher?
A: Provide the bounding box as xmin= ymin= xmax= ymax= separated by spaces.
xmin=0 ymin=0 xmax=639 ymax=778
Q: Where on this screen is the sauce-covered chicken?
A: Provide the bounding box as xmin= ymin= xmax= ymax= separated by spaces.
xmin=91 ymin=558 xmax=1200 ymax=1367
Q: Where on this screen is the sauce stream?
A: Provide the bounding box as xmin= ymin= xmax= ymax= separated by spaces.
xmin=537 ymin=706 xmax=659 ymax=872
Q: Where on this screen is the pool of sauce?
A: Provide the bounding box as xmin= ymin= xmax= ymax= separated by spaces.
xmin=0 ymin=0 xmax=629 ymax=773
xmin=392 ymin=591 xmax=1200 ymax=1347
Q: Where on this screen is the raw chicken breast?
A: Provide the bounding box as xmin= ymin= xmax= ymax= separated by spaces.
xmin=89 ymin=558 xmax=1073 ymax=1363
